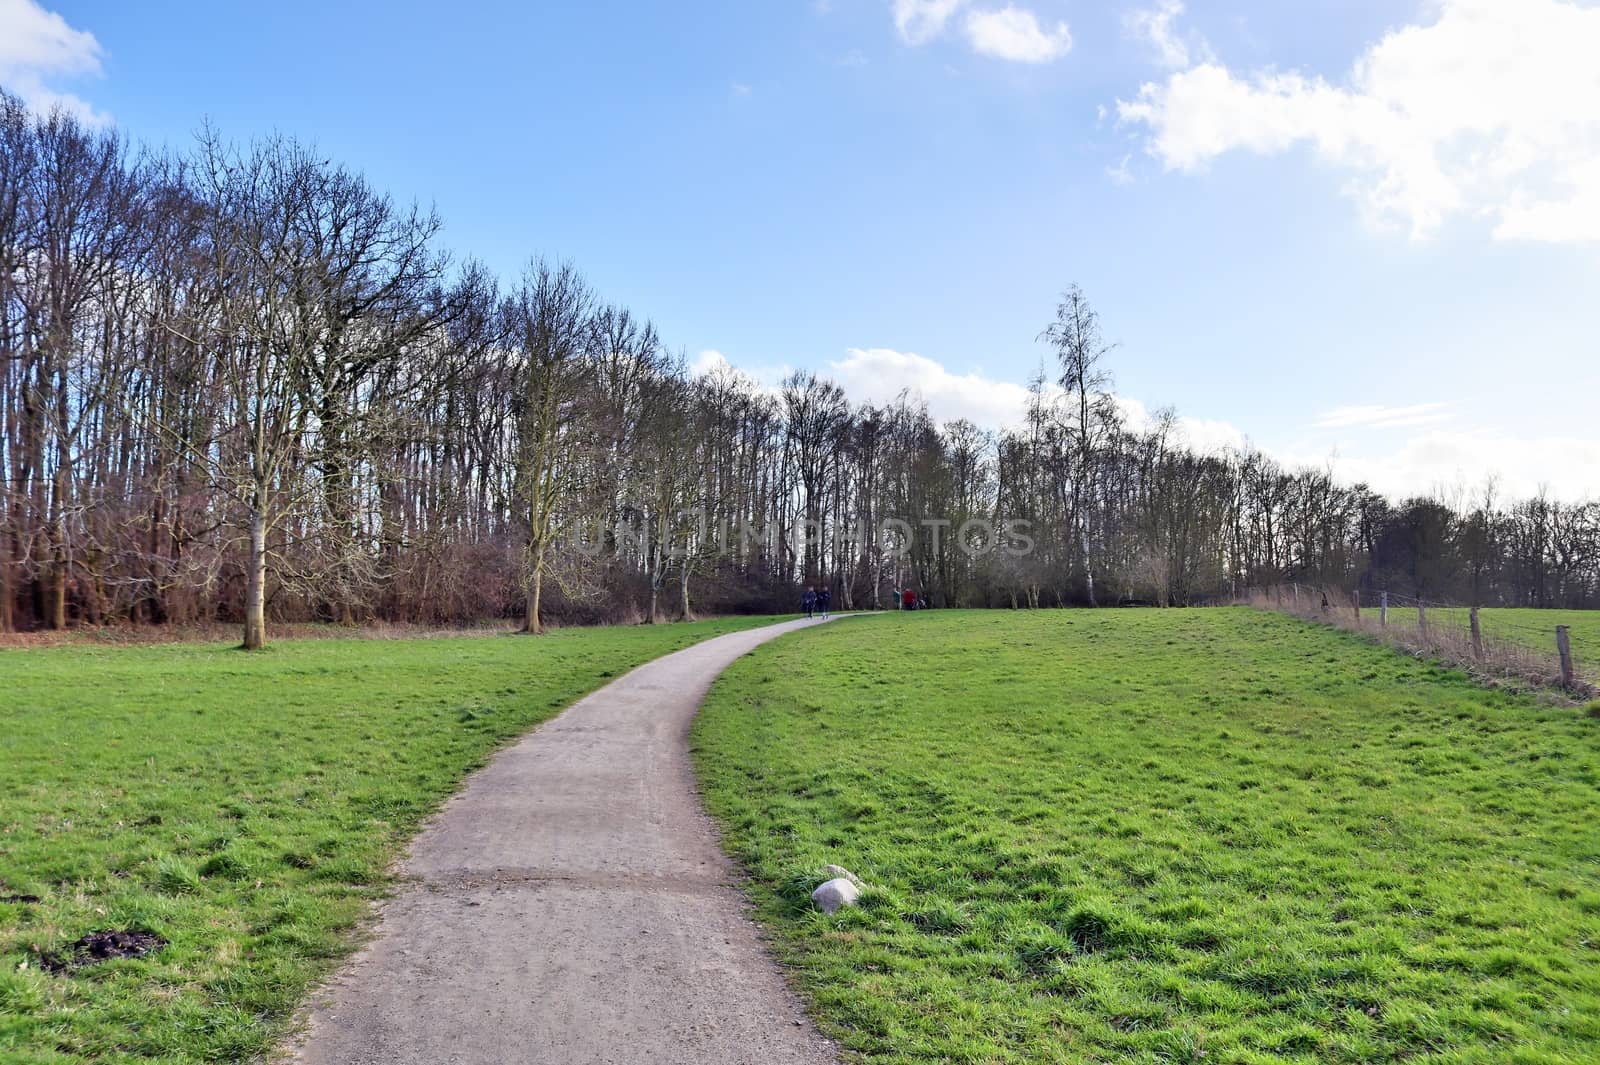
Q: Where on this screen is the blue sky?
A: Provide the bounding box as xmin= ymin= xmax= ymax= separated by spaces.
xmin=4 ymin=0 xmax=1598 ymax=500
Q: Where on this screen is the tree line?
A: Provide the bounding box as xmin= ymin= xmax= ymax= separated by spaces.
xmin=2 ymin=93 xmax=1595 ymax=645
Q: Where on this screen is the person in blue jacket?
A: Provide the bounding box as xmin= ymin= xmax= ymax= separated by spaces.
xmin=801 ymin=587 xmax=816 ymax=618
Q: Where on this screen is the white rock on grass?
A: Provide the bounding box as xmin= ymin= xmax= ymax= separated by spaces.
xmin=811 ymin=877 xmax=861 ymax=914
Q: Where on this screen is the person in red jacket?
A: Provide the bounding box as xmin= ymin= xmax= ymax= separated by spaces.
xmin=901 ymin=587 xmax=917 ymax=611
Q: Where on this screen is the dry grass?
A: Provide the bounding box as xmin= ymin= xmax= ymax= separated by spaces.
xmin=1247 ymin=589 xmax=1597 ymax=700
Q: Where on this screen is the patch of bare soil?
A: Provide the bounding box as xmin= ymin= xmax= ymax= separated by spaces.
xmin=40 ymin=930 xmax=167 ymax=973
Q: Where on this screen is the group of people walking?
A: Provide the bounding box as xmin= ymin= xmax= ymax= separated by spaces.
xmin=801 ymin=586 xmax=832 ymax=619
xmin=801 ymin=584 xmax=928 ymax=616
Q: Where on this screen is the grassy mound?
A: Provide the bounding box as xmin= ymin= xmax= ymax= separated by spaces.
xmin=694 ymin=609 xmax=1600 ymax=1064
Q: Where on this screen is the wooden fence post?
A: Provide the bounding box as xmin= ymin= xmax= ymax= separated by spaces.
xmin=1470 ymin=605 xmax=1483 ymax=660
xmin=1292 ymin=583 xmax=1299 ymax=608
xmin=1380 ymin=591 xmax=1388 ymax=628
xmin=1557 ymin=625 xmax=1575 ymax=689
xmin=1418 ymin=602 xmax=1428 ymax=636
xmin=1353 ymin=589 xmax=1361 ymax=621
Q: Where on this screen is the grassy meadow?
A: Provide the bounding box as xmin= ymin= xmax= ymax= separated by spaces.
xmin=0 ymin=617 xmax=780 ymax=1064
xmin=694 ymin=609 xmax=1600 ymax=1064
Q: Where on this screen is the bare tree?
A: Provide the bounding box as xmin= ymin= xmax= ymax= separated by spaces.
xmin=781 ymin=371 xmax=849 ymax=584
xmin=1040 ymin=285 xmax=1118 ymax=607
xmin=507 ymin=259 xmax=595 ymax=634
xmin=4 ymin=91 xmax=1597 ymax=635
xmin=0 ymin=92 xmax=33 ymax=632
xmin=169 ymin=133 xmax=387 ymax=648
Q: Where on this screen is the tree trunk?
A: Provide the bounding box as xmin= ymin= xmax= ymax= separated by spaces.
xmin=0 ymin=549 xmax=11 ymax=633
xmin=49 ymin=562 xmax=67 ymax=629
xmin=49 ymin=466 xmax=68 ymax=629
xmin=523 ymin=548 xmax=544 ymax=634
xmin=49 ymin=548 xmax=68 ymax=630
xmin=243 ymin=510 xmax=268 ymax=650
xmin=679 ymin=564 xmax=694 ymax=620
xmin=1081 ymin=524 xmax=1097 ymax=608
xmin=646 ymin=534 xmax=666 ymax=623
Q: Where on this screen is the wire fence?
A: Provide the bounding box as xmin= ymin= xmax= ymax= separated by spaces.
xmin=1247 ymin=584 xmax=1597 ymax=701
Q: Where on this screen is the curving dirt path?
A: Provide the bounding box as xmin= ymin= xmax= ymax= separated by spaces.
xmin=290 ymin=616 xmax=843 ymax=1065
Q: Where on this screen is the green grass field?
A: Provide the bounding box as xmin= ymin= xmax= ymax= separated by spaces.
xmin=694 ymin=609 xmax=1600 ymax=1064
xmin=0 ymin=617 xmax=779 ymax=1064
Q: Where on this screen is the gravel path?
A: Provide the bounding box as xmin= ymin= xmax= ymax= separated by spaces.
xmin=290 ymin=617 xmax=843 ymax=1065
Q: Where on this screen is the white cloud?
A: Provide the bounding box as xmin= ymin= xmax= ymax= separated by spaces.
xmin=826 ymin=347 xmax=1247 ymax=455
xmin=1281 ymin=401 xmax=1597 ymax=501
xmin=1312 ymin=402 xmax=1454 ymax=431
xmin=891 ymin=0 xmax=1071 ymax=64
xmin=0 ymin=0 xmax=107 ymax=124
xmin=1288 ymin=430 xmax=1600 ymax=504
xmin=690 ymin=350 xmax=734 ymax=377
xmin=1126 ymin=0 xmax=1209 ymax=70
xmin=690 ymin=349 xmax=791 ymax=397
xmin=707 ymin=347 xmax=1594 ymax=500
xmin=700 ymin=347 xmax=1033 ymax=425
xmin=1114 ymin=395 xmax=1249 ymax=456
xmin=830 ymin=347 xmax=1035 ymax=426
xmin=893 ymin=0 xmax=966 ymax=45
xmin=963 ymin=5 xmax=1072 ymax=63
xmin=1176 ymin=415 xmax=1250 ymax=457
xmin=1116 ymin=0 xmax=1600 ymax=242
